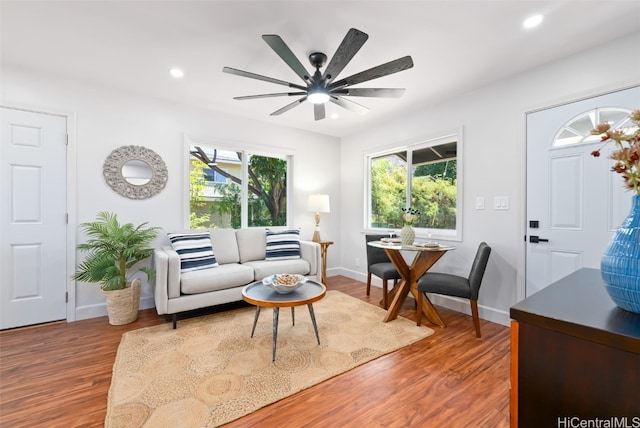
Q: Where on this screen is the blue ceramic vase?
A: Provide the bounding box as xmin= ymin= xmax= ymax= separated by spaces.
xmin=601 ymin=194 xmax=640 ymax=314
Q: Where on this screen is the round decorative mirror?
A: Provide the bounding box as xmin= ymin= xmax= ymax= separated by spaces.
xmin=103 ymin=145 xmax=168 ymax=199
xmin=121 ymin=160 xmax=153 ymax=185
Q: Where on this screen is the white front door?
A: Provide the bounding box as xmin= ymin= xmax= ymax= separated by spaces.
xmin=525 ymin=86 xmax=640 ymax=297
xmin=1 ymin=107 xmax=68 ymax=329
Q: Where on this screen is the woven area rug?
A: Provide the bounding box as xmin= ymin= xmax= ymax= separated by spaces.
xmin=105 ymin=290 xmax=434 ymax=427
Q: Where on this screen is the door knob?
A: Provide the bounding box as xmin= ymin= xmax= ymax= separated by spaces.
xmin=529 ymin=235 xmax=549 ymax=243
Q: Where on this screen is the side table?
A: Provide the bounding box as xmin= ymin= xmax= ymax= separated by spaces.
xmin=319 ymin=241 xmax=333 ymax=284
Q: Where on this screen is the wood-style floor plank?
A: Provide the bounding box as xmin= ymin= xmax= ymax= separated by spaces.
xmin=0 ymin=276 xmax=510 ymax=427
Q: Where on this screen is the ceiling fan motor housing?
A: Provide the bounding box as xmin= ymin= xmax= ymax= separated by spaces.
xmin=309 ymin=52 xmax=328 ymax=69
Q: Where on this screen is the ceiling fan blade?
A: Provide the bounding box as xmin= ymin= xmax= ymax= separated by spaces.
xmin=330 ymin=96 xmax=369 ymax=115
xmin=329 ymin=56 xmax=414 ymax=89
xmin=270 ymin=96 xmax=308 ymax=116
xmin=331 ymin=88 xmax=406 ymax=98
xmin=223 ymin=67 xmax=307 ymax=91
xmin=262 ymin=35 xmax=311 ymax=84
xmin=234 ymin=92 xmax=306 ymax=100
xmin=314 ymin=103 xmax=326 ymax=121
xmin=322 ymin=28 xmax=368 ymax=83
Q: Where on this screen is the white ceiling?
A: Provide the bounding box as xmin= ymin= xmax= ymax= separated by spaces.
xmin=2 ymin=1 xmax=639 ymax=138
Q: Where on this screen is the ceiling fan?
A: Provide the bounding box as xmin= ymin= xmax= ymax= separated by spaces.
xmin=222 ymin=28 xmax=414 ymax=121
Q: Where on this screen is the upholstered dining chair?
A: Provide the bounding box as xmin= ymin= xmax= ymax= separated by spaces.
xmin=365 ymin=234 xmax=402 ymax=309
xmin=416 ymin=242 xmax=491 ymax=337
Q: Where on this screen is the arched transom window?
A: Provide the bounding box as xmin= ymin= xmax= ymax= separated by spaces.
xmin=553 ymin=107 xmax=633 ymax=148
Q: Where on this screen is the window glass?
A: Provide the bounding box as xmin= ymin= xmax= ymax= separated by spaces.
xmin=189 ymin=145 xmax=288 ymax=229
xmin=411 ymin=144 xmax=457 ymax=230
xmin=553 ymin=108 xmax=633 ymax=148
xmin=368 ymin=133 xmax=461 ymax=239
xmin=247 ymin=153 xmax=287 ymax=227
xmin=204 ymin=167 xmax=228 ymax=184
xmin=370 ymin=151 xmax=407 ymax=228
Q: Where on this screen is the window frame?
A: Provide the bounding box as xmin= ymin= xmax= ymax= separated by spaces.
xmin=364 ymin=129 xmax=464 ymax=242
xmin=183 ymin=135 xmax=294 ymax=229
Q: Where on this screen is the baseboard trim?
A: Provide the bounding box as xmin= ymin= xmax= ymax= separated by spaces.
xmin=74 ymin=296 xmax=156 ymax=321
xmin=428 ymin=294 xmax=510 ymax=327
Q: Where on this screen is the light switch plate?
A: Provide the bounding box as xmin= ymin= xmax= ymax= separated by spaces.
xmin=494 ymin=196 xmax=509 ymax=210
xmin=475 ymin=196 xmax=485 ymax=210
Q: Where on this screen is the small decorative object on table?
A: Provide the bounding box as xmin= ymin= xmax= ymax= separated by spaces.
xmin=263 ymin=273 xmax=307 ymax=294
xmin=590 ymin=109 xmax=640 ymax=314
xmin=400 ymin=207 xmax=420 ymax=245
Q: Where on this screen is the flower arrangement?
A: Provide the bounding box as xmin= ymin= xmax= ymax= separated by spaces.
xmin=401 ymin=207 xmax=421 ymax=225
xmin=590 ymin=109 xmax=640 ymax=195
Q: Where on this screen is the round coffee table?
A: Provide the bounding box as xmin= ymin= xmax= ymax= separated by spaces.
xmin=242 ymin=280 xmax=326 ymax=361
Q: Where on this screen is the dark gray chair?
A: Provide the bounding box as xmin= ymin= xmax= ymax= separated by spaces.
xmin=365 ymin=234 xmax=402 ymax=309
xmin=416 ymin=242 xmax=491 ymax=337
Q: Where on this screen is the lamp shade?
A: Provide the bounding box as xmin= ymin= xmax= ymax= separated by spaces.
xmin=307 ymin=194 xmax=330 ymax=213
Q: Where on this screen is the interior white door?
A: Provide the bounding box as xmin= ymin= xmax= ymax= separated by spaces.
xmin=1 ymin=107 xmax=68 ymax=329
xmin=526 ymin=86 xmax=640 ymax=297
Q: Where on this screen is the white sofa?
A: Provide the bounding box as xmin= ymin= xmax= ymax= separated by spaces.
xmin=154 ymin=228 xmax=321 ymax=328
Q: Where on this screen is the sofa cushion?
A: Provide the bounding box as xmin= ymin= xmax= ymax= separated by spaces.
xmin=236 ymin=228 xmax=267 ymax=263
xmin=210 ymin=228 xmax=240 ymax=265
xmin=168 ymin=232 xmax=218 ymax=272
xmin=180 ymin=263 xmax=254 ymax=294
xmin=244 ymin=259 xmax=311 ymax=281
xmin=265 ymin=229 xmax=301 ymax=260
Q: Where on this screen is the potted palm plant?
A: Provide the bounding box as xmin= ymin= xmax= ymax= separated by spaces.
xmin=73 ymin=211 xmax=159 ymax=325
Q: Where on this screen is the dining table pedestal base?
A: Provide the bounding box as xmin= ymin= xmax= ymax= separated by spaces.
xmin=367 ymin=242 xmax=455 ymax=327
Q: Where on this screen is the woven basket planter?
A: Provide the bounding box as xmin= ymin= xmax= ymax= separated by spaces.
xmin=103 ymin=278 xmax=141 ymax=325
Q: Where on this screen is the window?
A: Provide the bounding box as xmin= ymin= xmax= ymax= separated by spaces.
xmin=188 ymin=142 xmax=290 ymax=229
xmin=366 ymin=132 xmax=462 ymax=240
xmin=203 ymin=167 xmax=228 ymax=184
xmin=553 ymin=108 xmax=633 ymax=148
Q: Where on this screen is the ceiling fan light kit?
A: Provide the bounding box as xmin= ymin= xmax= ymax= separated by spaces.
xmin=307 ymin=89 xmax=330 ymax=104
xmin=223 ymin=28 xmax=414 ymax=121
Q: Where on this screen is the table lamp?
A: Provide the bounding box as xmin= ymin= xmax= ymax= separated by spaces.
xmin=307 ymin=194 xmax=330 ymax=243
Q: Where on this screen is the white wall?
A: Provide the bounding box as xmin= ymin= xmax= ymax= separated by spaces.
xmin=3 ymin=32 xmax=638 ymax=326
xmin=338 ymin=33 xmax=640 ymax=326
xmin=1 ymin=67 xmax=341 ymax=320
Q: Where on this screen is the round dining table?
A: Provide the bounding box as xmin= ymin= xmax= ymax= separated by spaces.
xmin=367 ymin=240 xmax=455 ymax=327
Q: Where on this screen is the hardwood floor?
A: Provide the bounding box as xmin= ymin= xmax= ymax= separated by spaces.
xmin=0 ymin=276 xmax=511 ymax=427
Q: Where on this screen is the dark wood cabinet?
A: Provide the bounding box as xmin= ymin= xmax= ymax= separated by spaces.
xmin=510 ymin=268 xmax=640 ymax=428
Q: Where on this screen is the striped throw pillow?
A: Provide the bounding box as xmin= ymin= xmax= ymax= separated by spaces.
xmin=265 ymin=229 xmax=301 ymax=261
xmin=168 ymin=232 xmax=218 ymax=272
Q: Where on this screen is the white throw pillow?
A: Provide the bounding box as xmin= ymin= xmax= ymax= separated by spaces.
xmin=265 ymin=229 xmax=301 ymax=261
xmin=168 ymin=232 xmax=218 ymax=272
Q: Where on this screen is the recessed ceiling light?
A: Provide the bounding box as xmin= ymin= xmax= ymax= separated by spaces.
xmin=169 ymin=68 xmax=184 ymax=78
xmin=523 ymin=14 xmax=544 ymax=29
xmin=330 ymin=113 xmax=339 ymax=119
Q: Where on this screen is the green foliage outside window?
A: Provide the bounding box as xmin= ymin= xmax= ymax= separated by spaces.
xmin=411 ymin=174 xmax=457 ymax=229
xmin=246 ymin=156 xmax=287 ymax=226
xmin=189 ymin=149 xmax=287 ymax=229
xmin=370 ymin=157 xmax=457 ymax=229
xmin=211 ymin=181 xmax=241 ymax=228
xmin=189 ymin=160 xmax=214 ymax=229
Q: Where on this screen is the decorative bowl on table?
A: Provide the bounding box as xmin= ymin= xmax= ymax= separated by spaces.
xmin=414 ymin=241 xmax=440 ymax=248
xmin=262 ymin=273 xmax=307 ymax=294
xmin=381 ymin=237 xmax=401 ymax=244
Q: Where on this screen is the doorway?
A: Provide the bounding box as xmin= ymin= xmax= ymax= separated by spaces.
xmin=1 ymin=107 xmax=69 ymax=329
xmin=525 ymin=86 xmax=640 ymax=297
